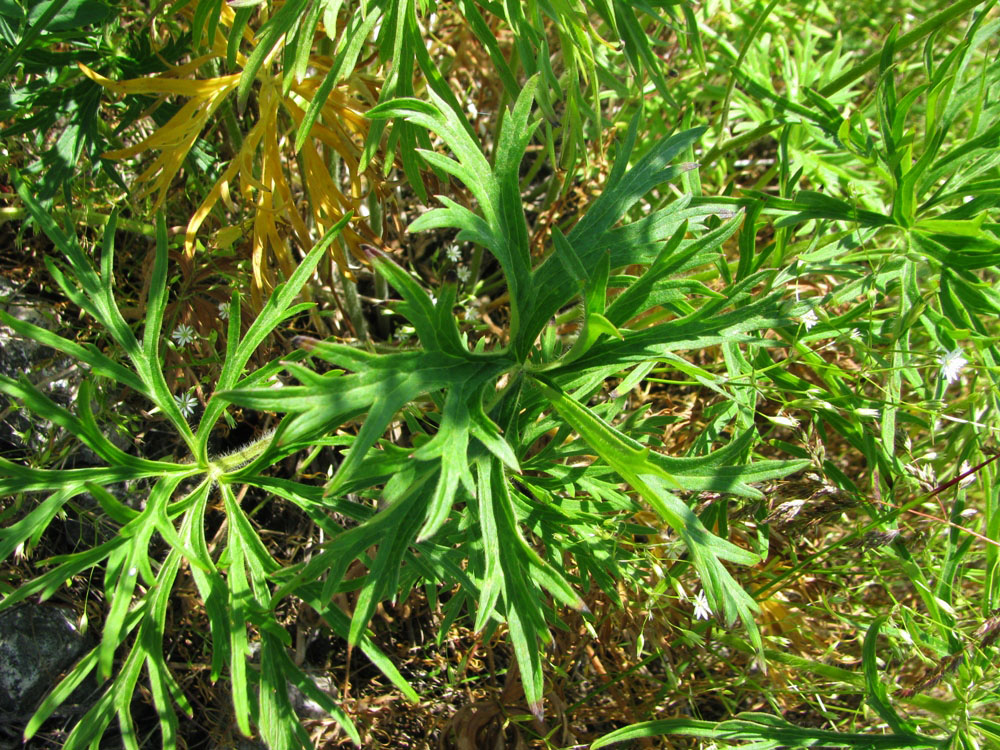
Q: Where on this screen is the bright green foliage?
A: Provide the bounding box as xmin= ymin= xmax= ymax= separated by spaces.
xmin=0 ymin=71 xmax=808 ymax=745
xmin=214 ymin=0 xmax=696 ymax=194
xmin=221 ymin=79 xmax=808 ymax=712
xmin=4 ymin=0 xmax=1000 ymax=748
xmin=1 ymin=188 xmax=371 ymax=747
xmin=0 ymin=0 xmax=184 ymax=203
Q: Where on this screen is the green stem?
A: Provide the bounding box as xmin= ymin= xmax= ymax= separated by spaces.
xmin=340 ymin=268 xmax=369 ymax=342
xmin=208 ymin=430 xmax=275 ymax=478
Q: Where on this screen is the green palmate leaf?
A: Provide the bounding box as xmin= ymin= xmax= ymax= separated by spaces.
xmin=10 ymin=189 xmax=195 ymax=441
xmin=99 ymin=474 xmax=184 ymax=680
xmin=562 ymin=287 xmax=791 ymax=376
xmin=259 ymin=635 xmax=313 ymax=750
xmin=268 ymin=643 xmax=361 ymax=745
xmin=225 ymin=491 xmax=254 ymax=738
xmin=0 ymin=484 xmax=87 ymax=583
xmin=140 ymin=544 xmax=192 ymax=749
xmin=371 ymin=76 xmax=541 ymax=343
xmin=365 ymin=244 xmax=468 ymax=356
xmin=0 ymin=309 xmax=144 ymax=393
xmin=222 ymin=346 xmax=507 ymax=495
xmin=519 ymin=124 xmax=706 ymax=359
xmin=533 ymin=378 xmax=804 ymax=651
xmin=200 ymin=214 xmax=353 ymax=461
xmin=6 ymin=160 xmax=372 ymax=747
xmin=411 ymin=384 xmax=476 ymax=541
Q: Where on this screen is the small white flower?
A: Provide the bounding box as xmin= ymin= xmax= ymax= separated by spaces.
xmin=849 ymin=328 xmax=863 ymax=341
xmin=938 ymin=348 xmax=967 ymax=385
xmin=769 ymin=413 xmax=799 ymax=428
xmin=958 ymin=461 xmax=976 ymax=489
xmin=218 ymin=302 xmax=231 ymax=320
xmin=175 ymin=390 xmax=198 ymax=418
xmin=691 ymin=589 xmax=712 ymax=621
xmin=799 ymin=309 xmax=819 ymax=331
xmin=172 ymin=323 xmax=198 ymax=347
xmin=445 ymin=245 xmax=462 ymax=263
xmin=905 ymin=461 xmax=937 ymax=491
xmin=456 ymin=265 xmax=472 ymax=283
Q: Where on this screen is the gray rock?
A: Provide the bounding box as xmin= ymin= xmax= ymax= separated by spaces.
xmin=0 ymin=604 xmax=91 ymax=714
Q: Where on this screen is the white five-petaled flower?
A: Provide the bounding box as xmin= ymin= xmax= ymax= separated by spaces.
xmin=445 ymin=245 xmax=462 ymax=263
xmin=175 ymin=390 xmax=198 ymax=418
xmin=456 ymin=265 xmax=472 ymax=283
xmin=938 ymin=348 xmax=968 ymax=385
xmin=218 ymin=302 xmax=231 ymax=320
xmin=692 ymin=589 xmax=712 ymax=621
xmin=799 ymin=309 xmax=819 ymax=331
xmin=172 ymin=323 xmax=198 ymax=347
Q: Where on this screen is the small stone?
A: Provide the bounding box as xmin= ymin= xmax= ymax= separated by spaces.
xmin=0 ymin=604 xmax=91 ymax=714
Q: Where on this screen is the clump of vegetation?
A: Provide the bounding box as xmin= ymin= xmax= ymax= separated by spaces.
xmin=1 ymin=0 xmax=998 ymax=748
